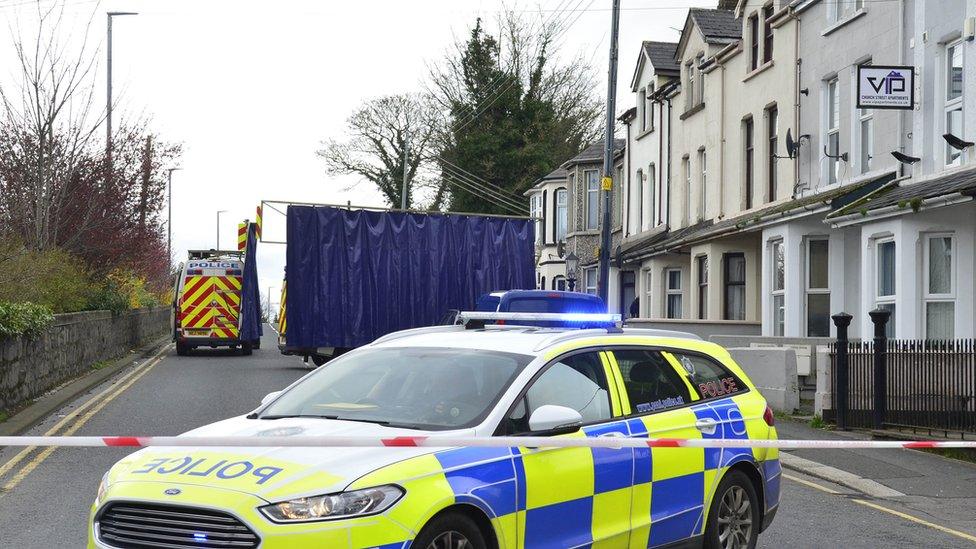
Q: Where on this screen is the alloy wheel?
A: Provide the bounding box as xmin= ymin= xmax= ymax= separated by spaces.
xmin=427 ymin=530 xmax=472 ymax=549
xmin=717 ymin=485 xmax=753 ymax=549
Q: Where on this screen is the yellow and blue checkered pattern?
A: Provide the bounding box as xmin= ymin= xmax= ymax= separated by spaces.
xmin=352 ymin=392 xmax=780 ymax=549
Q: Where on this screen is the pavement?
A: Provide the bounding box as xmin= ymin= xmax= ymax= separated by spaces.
xmin=0 ymin=327 xmax=973 ymax=547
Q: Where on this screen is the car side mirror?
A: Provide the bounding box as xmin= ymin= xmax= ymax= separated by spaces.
xmin=260 ymin=391 xmax=282 ymax=406
xmin=528 ymin=405 xmax=583 ymax=435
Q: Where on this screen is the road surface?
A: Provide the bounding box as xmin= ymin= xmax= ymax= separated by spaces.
xmin=0 ymin=326 xmax=972 ymax=547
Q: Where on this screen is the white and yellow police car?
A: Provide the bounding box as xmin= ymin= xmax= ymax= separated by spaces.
xmin=90 ymin=312 xmax=780 ymax=549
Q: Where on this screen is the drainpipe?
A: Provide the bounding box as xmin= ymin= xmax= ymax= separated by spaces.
xmin=719 ymin=61 xmax=727 ymax=218
xmin=666 ymin=94 xmax=673 ymax=228
xmin=793 ymin=7 xmax=802 ymax=196
xmin=658 ymin=99 xmax=664 ymax=226
xmin=897 ymin=0 xmax=906 ymax=178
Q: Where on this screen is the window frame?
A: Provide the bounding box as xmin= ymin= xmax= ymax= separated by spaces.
xmin=723 ymin=252 xmax=747 ymax=321
xmin=744 ymin=117 xmax=755 ymax=209
xmin=945 ymin=41 xmax=964 ymax=167
xmin=644 ymin=269 xmax=653 ymax=318
xmin=826 ymin=77 xmax=840 ymax=185
xmin=638 ymin=87 xmax=647 ymax=132
xmin=767 ymin=105 xmax=778 ymax=202
xmin=749 ymin=14 xmax=760 ymax=71
xmin=923 ymin=233 xmax=955 ymax=339
xmin=684 ymin=156 xmax=693 ymax=224
xmin=699 ymin=149 xmax=707 ymax=220
xmin=697 ymin=255 xmax=708 ymax=320
xmin=530 ymin=194 xmax=543 ymax=245
xmin=584 ymin=169 xmax=600 ymax=230
xmin=805 ymin=237 xmax=831 ymax=337
xmin=552 ymin=275 xmax=566 ymax=291
xmin=555 ymin=187 xmax=568 ymax=241
xmin=875 ymin=238 xmax=896 ymax=337
xmin=665 ymin=268 xmax=683 ymax=319
xmin=584 ymin=266 xmax=598 ymax=295
xmin=770 ymin=239 xmax=785 ymax=336
xmin=636 ymin=168 xmax=644 ymax=233
xmin=686 ymin=61 xmax=695 ymax=110
xmin=647 ymin=85 xmax=656 ymax=132
xmin=855 ymin=61 xmax=874 ymax=175
xmin=762 ymin=4 xmax=774 ymax=64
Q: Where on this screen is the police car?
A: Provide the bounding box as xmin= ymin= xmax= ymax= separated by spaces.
xmin=90 ymin=312 xmax=780 ymax=549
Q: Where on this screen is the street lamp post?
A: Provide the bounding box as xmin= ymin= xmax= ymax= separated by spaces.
xmin=106 ymin=11 xmax=138 ymax=172
xmin=565 ymin=251 xmax=580 ymax=292
xmin=166 ymin=167 xmax=182 ymax=267
xmin=216 ymin=210 xmax=228 ymax=250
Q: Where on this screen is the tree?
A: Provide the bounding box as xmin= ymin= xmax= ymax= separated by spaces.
xmin=318 ymin=94 xmax=445 ymax=210
xmin=430 ymin=14 xmax=603 ymax=214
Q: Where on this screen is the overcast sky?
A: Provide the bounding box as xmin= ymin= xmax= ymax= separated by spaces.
xmin=3 ymin=0 xmax=708 ymax=308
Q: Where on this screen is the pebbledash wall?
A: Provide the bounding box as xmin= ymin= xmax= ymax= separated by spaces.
xmin=0 ymin=307 xmax=171 ymax=412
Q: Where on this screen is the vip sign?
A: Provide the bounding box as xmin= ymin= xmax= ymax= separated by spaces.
xmin=857 ymin=65 xmax=915 ymax=110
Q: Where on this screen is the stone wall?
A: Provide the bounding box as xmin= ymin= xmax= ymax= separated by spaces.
xmin=0 ymin=307 xmax=171 ymax=411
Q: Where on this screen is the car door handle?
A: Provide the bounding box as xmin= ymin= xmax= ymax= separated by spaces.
xmin=695 ymin=418 xmax=718 ymax=436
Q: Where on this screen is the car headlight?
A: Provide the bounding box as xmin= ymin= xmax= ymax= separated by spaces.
xmin=259 ymin=485 xmax=404 ymax=523
xmin=95 ymin=471 xmax=111 ymax=506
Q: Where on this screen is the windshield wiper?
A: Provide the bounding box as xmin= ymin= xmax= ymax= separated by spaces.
xmin=253 ymin=414 xmax=421 ymax=429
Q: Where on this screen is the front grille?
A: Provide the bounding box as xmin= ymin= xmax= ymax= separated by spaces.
xmin=97 ymin=502 xmax=260 ymax=549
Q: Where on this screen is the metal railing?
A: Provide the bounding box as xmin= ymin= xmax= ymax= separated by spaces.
xmin=830 ymin=311 xmax=976 ymax=436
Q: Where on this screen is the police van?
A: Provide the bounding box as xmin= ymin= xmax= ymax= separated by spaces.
xmin=173 ymin=250 xmax=255 ymax=356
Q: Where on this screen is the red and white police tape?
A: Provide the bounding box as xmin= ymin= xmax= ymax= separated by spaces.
xmin=0 ymin=435 xmax=973 ymax=449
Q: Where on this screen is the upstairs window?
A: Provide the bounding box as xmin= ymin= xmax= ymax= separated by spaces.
xmin=647 ymin=86 xmax=656 ymax=131
xmin=613 ymin=165 xmax=623 ymax=228
xmin=635 ymin=168 xmax=644 ymax=233
xmin=826 ymin=77 xmax=840 ymax=184
xmin=648 ymin=164 xmax=657 ymax=227
xmin=686 ymin=61 xmax=695 ymax=110
xmin=763 ymin=5 xmax=774 ymax=63
xmin=638 ymin=87 xmax=647 ymax=132
xmin=530 ymin=194 xmax=542 ymax=244
xmin=699 ymin=149 xmax=707 ymax=220
xmin=945 ymin=42 xmax=964 ymax=167
xmin=767 ymin=105 xmax=778 ymax=202
xmin=749 ymin=14 xmax=760 ymax=71
xmin=585 ymin=170 xmax=599 ymax=230
xmin=744 ymin=118 xmax=755 ymax=209
xmin=555 ymin=188 xmax=568 ymax=241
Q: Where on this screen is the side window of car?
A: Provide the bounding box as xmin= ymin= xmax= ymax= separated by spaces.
xmin=504 ymin=351 xmax=612 ymax=434
xmin=612 ymin=349 xmax=691 ymax=414
xmin=670 ymin=352 xmax=745 ymax=400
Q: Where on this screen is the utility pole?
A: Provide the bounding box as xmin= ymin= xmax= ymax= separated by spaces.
xmin=400 ymin=129 xmax=410 ymax=210
xmin=166 ymin=167 xmax=182 ymax=267
xmin=597 ymin=0 xmax=621 ymax=304
xmin=106 ymin=12 xmax=138 ymax=174
xmin=216 ymin=210 xmax=228 ymax=250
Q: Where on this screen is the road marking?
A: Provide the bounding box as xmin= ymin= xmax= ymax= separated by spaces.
xmin=851 ymin=499 xmax=976 ymax=544
xmin=785 ymin=472 xmax=976 ymax=544
xmin=783 ymin=473 xmax=840 ymax=494
xmin=0 ymin=345 xmax=170 ymax=494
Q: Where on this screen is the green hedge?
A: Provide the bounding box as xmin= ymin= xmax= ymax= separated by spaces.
xmin=0 ymin=302 xmax=55 ymax=338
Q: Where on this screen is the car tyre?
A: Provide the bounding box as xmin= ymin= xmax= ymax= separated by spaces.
xmin=704 ymin=470 xmax=760 ymax=549
xmin=310 ymin=354 xmax=328 ymax=367
xmin=411 ymin=511 xmax=486 ymax=549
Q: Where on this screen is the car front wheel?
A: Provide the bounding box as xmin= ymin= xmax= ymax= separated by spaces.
xmin=412 ymin=512 xmax=487 ymax=549
xmin=704 ymin=470 xmax=760 ymax=549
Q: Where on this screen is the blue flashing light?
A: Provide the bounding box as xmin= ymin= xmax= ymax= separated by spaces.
xmin=193 ymin=533 xmax=208 ymax=542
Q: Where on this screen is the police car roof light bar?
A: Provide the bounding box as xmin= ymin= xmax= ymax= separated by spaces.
xmin=456 ymin=311 xmax=623 ymax=329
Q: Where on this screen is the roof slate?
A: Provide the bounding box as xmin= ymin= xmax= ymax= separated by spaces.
xmin=643 ymin=41 xmax=680 ymax=74
xmin=689 ymin=8 xmax=741 ymax=44
xmin=829 ymin=166 xmax=976 ymax=217
xmin=564 ymin=139 xmax=626 ymax=166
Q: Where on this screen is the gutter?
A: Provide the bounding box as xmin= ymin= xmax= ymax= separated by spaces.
xmin=827 ymin=193 xmax=974 ymax=228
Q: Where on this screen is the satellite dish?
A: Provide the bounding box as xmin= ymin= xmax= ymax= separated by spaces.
xmin=943 ymin=133 xmax=975 ymax=151
xmin=786 ymin=129 xmax=798 ymax=159
xmin=891 ymin=151 xmax=921 ymax=165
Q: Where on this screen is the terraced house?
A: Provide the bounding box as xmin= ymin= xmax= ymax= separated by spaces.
xmin=532 ymin=0 xmax=976 ymax=340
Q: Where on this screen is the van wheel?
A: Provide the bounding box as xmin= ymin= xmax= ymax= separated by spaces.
xmin=704 ymin=470 xmax=760 ymax=549
xmin=176 ymin=342 xmax=189 ymax=356
xmin=241 ymin=342 xmax=253 ymax=356
xmin=412 ymin=512 xmax=486 ymax=549
xmin=310 ymin=354 xmax=328 ymax=367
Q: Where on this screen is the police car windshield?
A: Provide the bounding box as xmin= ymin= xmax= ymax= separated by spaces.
xmin=260 ymin=347 xmax=531 ymax=430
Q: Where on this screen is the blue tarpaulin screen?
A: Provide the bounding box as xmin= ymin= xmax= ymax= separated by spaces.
xmin=239 ymin=222 xmax=263 ymax=342
xmin=285 ymin=206 xmax=535 ymax=349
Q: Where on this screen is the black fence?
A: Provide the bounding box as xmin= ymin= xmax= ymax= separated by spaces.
xmin=831 ymin=339 xmax=976 ymax=434
xmin=829 ymin=312 xmax=976 ymax=436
